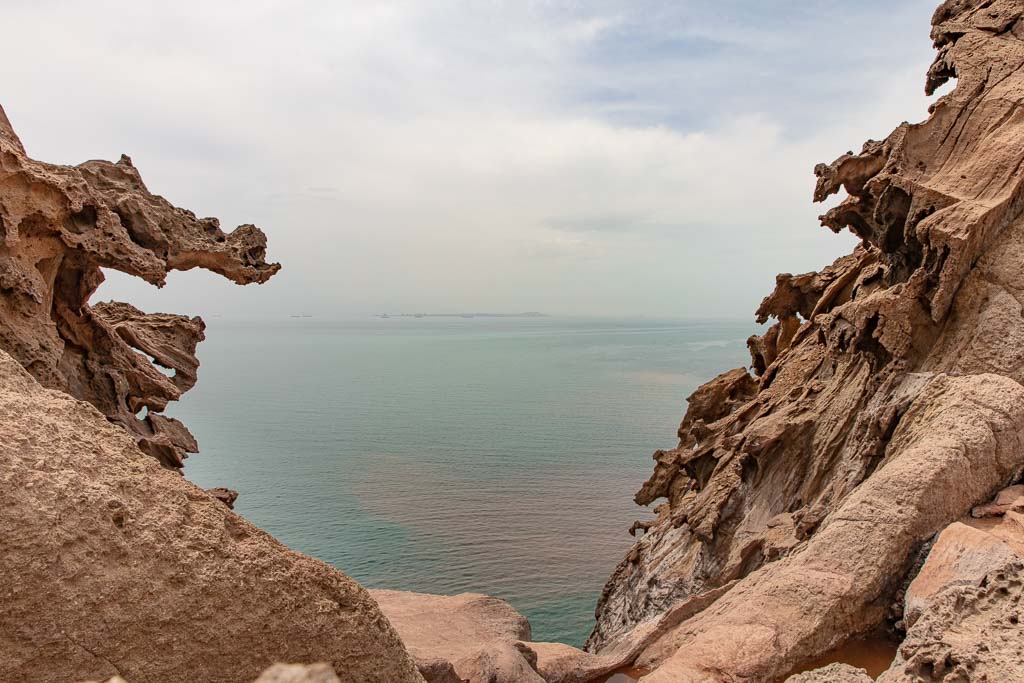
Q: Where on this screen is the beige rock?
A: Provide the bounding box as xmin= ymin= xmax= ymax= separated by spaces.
xmin=0 ymin=103 xmax=279 ymax=470
xmin=877 ymin=488 xmax=1024 ymax=682
xmin=0 ymin=350 xmax=423 ymax=683
xmin=254 ymin=664 xmax=341 ymax=683
xmin=903 ymin=521 xmax=1017 ymax=626
xmin=591 ymin=2 xmax=1024 ymax=681
xmin=880 ymin=556 xmax=1024 ymax=682
xmin=412 ymin=657 xmax=465 ymax=683
xmin=531 ymin=641 xmax=624 ymax=683
xmin=369 ymin=590 xmax=538 ymax=683
xmin=970 ymin=484 xmax=1024 ymax=518
xmin=785 ymin=663 xmax=873 ymax=683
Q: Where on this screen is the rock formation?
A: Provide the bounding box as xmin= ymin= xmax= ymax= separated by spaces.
xmin=0 ymin=349 xmax=424 ymax=683
xmin=0 ymin=104 xmax=279 ymax=470
xmin=877 ymin=486 xmax=1024 ymax=681
xmin=370 ymin=590 xmax=543 ymax=683
xmin=589 ymin=0 xmax=1024 ymax=680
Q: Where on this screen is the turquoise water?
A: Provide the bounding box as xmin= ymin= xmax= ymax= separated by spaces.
xmin=174 ymin=317 xmax=755 ymax=646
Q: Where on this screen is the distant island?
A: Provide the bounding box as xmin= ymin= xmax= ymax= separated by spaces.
xmin=376 ymin=312 xmax=547 ymax=319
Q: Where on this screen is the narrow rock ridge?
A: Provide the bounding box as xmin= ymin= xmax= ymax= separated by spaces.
xmin=590 ymin=1 xmax=1024 ymax=680
xmin=0 ymin=105 xmax=279 ymax=470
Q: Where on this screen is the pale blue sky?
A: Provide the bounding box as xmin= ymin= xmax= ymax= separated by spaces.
xmin=1 ymin=1 xmax=945 ymax=318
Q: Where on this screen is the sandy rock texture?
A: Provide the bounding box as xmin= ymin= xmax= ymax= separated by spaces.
xmin=254 ymin=663 xmax=342 ymax=683
xmin=785 ymin=663 xmax=873 ymax=683
xmin=0 ymin=350 xmax=423 ymax=683
xmin=370 ymin=590 xmax=544 ymax=683
xmin=589 ymin=1 xmax=1024 ymax=681
xmin=878 ymin=486 xmax=1024 ymax=682
xmin=0 ymin=104 xmax=279 ymax=470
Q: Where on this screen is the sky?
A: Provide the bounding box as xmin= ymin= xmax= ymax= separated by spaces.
xmin=1 ymin=0 xmax=948 ymax=319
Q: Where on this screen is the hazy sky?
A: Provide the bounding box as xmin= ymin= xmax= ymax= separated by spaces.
xmin=2 ymin=1 xmax=946 ymax=318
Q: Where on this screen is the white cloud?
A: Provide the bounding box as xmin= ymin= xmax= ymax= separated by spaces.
xmin=0 ymin=0 xmax=943 ymax=318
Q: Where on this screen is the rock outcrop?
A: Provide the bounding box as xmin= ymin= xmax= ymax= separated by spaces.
xmin=370 ymin=590 xmax=544 ymax=683
xmin=590 ymin=1 xmax=1024 ymax=680
xmin=786 ymin=663 xmax=873 ymax=683
xmin=878 ymin=486 xmax=1024 ymax=682
xmin=0 ymin=104 xmax=279 ymax=470
xmin=0 ymin=349 xmax=424 ymax=683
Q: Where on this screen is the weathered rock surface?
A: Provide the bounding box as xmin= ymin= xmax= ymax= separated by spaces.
xmin=589 ymin=1 xmax=1024 ymax=681
xmin=369 ymin=590 xmax=543 ymax=683
xmin=878 ymin=486 xmax=1024 ymax=682
xmin=902 ymin=521 xmax=1017 ymax=626
xmin=785 ymin=663 xmax=873 ymax=683
xmin=254 ymin=663 xmax=342 ymax=683
xmin=0 ymin=350 xmax=423 ymax=683
xmin=0 ymin=104 xmax=279 ymax=470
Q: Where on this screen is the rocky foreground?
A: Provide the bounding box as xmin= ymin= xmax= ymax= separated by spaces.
xmin=4 ymin=0 xmax=1024 ymax=682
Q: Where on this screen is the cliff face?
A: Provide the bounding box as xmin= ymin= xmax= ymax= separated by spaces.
xmin=590 ymin=0 xmax=1024 ymax=679
xmin=0 ymin=109 xmax=431 ymax=683
xmin=0 ymin=105 xmax=279 ymax=470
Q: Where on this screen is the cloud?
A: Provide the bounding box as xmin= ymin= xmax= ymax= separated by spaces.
xmin=0 ymin=0 xmax=944 ymax=318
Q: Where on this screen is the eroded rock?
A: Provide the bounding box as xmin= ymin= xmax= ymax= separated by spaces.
xmin=369 ymin=590 xmax=539 ymax=683
xmin=878 ymin=487 xmax=1024 ymax=682
xmin=0 ymin=105 xmax=279 ymax=470
xmin=785 ymin=663 xmax=873 ymax=683
xmin=253 ymin=663 xmax=341 ymax=683
xmin=590 ymin=2 xmax=1024 ymax=681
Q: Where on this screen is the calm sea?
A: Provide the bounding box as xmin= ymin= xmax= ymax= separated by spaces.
xmin=173 ymin=317 xmax=755 ymax=646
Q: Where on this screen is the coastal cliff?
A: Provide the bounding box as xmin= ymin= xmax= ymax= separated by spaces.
xmin=4 ymin=0 xmax=1024 ymax=681
xmin=589 ymin=0 xmax=1024 ymax=680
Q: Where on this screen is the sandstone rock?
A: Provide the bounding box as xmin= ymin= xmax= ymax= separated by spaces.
xmin=413 ymin=657 xmax=465 ymax=683
xmin=454 ymin=643 xmax=545 ymax=683
xmin=0 ymin=104 xmax=279 ymax=470
xmin=254 ymin=663 xmax=341 ymax=683
xmin=970 ymin=483 xmax=1024 ymax=518
xmin=877 ymin=488 xmax=1024 ymax=682
xmin=0 ymin=350 xmax=423 ymax=683
xmin=903 ymin=521 xmax=1017 ymax=626
xmin=590 ymin=2 xmax=1024 ymax=680
xmin=880 ymin=557 xmax=1024 ymax=682
xmin=369 ymin=590 xmax=538 ymax=683
xmin=785 ymin=663 xmax=873 ymax=683
xmin=207 ymin=486 xmax=241 ymax=509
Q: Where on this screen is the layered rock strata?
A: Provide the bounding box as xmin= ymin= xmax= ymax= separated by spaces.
xmin=591 ymin=1 xmax=1024 ymax=680
xmin=0 ymin=104 xmax=279 ymax=470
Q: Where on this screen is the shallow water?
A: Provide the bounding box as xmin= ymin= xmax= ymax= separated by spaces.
xmin=783 ymin=633 xmax=900 ymax=680
xmin=175 ymin=316 xmax=754 ymax=646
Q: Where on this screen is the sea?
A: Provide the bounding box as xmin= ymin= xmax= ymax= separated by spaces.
xmin=173 ymin=316 xmax=757 ymax=647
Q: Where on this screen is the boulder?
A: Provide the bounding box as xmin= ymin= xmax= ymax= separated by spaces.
xmin=785 ymin=663 xmax=873 ymax=683
xmin=0 ymin=350 xmax=423 ymax=683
